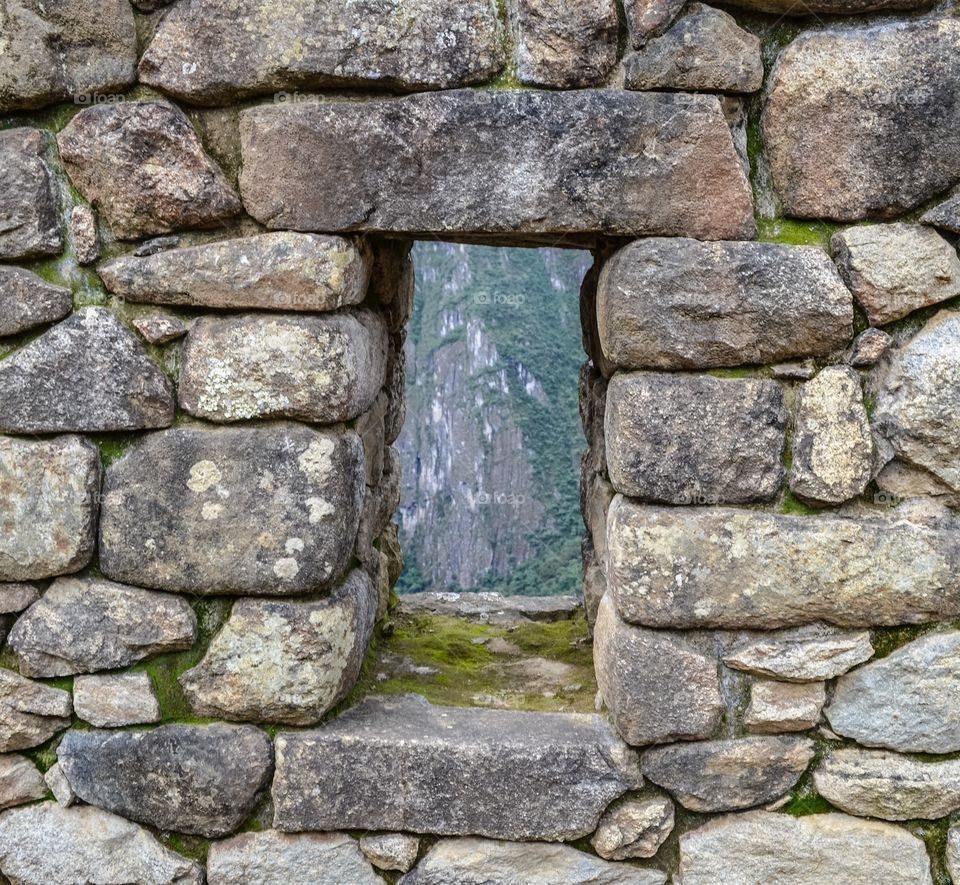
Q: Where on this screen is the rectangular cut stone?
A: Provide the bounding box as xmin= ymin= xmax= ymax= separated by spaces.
xmin=99 ymin=423 xmax=365 ymax=595
xmin=0 ymin=436 xmax=100 ymax=582
xmin=606 ymin=497 xmax=960 ymax=629
xmin=604 ymin=371 xmax=786 ymax=504
xmin=239 ymin=90 xmax=756 ymax=243
xmin=597 ymin=238 xmax=853 ymax=370
xmin=139 ymin=0 xmax=505 ymax=103
xmin=98 ymin=233 xmax=372 ymax=312
xmin=272 ymin=694 xmax=641 ymax=840
xmin=0 ymin=129 xmax=63 ymax=260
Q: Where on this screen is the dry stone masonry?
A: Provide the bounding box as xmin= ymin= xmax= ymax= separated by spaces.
xmin=0 ymin=0 xmax=959 ymax=881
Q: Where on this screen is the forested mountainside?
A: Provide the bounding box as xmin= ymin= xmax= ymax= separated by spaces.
xmin=395 ymin=242 xmax=591 ymax=597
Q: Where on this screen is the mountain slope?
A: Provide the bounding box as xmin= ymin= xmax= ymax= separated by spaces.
xmin=396 ymin=242 xmax=590 ymax=597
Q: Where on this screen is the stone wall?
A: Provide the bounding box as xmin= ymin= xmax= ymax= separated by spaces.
xmin=1 ymin=0 xmax=959 ymax=882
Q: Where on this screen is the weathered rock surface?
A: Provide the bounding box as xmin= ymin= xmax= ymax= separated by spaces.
xmin=0 ymin=0 xmax=135 ymax=112
xmin=0 ymin=754 xmax=46 ymax=810
xmin=360 ymin=833 xmax=421 ymax=873
xmin=73 ymin=673 xmax=162 ymax=728
xmin=180 ymin=570 xmax=376 ymax=724
xmin=764 ymin=19 xmax=960 ymax=220
xmin=826 ymin=631 xmax=960 ymax=753
xmin=643 ymin=737 xmax=814 ymax=812
xmin=814 ymin=749 xmax=960 ymax=821
xmin=239 ymin=91 xmax=755 ymax=243
xmin=0 ymin=308 xmax=175 ymax=433
xmin=57 ymin=101 xmax=241 ymax=240
xmin=790 ymin=366 xmax=872 ymax=505
xmin=0 ymin=267 xmax=71 ymax=338
xmin=0 ymin=670 xmax=71 ymax=753
xmin=0 ymin=802 xmax=204 ymax=885
xmin=590 ymin=796 xmax=674 ymax=860
xmin=624 ymin=0 xmax=684 ymax=46
xmin=398 ymin=591 xmax=580 ymax=623
xmin=58 ymin=724 xmax=273 ymax=837
xmin=724 ymin=0 xmax=935 ymax=11
xmin=594 ymin=594 xmax=723 ymax=746
xmin=922 ymin=192 xmax=960 ymax=234
xmin=832 ymin=224 xmax=960 ymax=325
xmin=605 ymin=371 xmax=786 ymax=504
xmin=677 ymin=811 xmax=933 ymax=885
xmin=139 ymin=0 xmax=505 ymax=103
xmin=949 ymin=829 xmax=960 ymax=885
xmin=207 ymin=830 xmax=380 ymax=885
xmin=606 ymin=498 xmax=960 ymax=629
xmin=846 ymin=327 xmax=892 ymax=368
xmin=597 ymin=238 xmax=852 ymax=371
xmin=724 ymin=625 xmax=874 ymax=682
xmin=100 ymin=423 xmax=365 ymax=595
xmin=512 ymin=0 xmax=618 ymax=88
xmin=0 ymin=435 xmax=100 ymax=583
xmin=9 ymin=576 xmax=196 ymax=677
xmin=0 ymin=585 xmax=39 ymax=615
xmin=44 ymin=763 xmax=75 ymax=808
xmin=745 ymin=680 xmax=825 ymax=733
xmin=623 ymin=4 xmax=762 ymax=93
xmin=0 ymin=128 xmax=63 ymax=260
xmin=873 ymin=311 xmax=960 ymax=492
xmin=100 ymin=233 xmax=372 ymax=313
xmin=179 ymin=311 xmax=387 ymax=423
xmin=70 ymin=205 xmax=99 ymax=265
xmin=399 ymin=838 xmax=667 ymax=885
xmin=133 ymin=314 xmax=188 ymax=344
xmin=273 ymin=693 xmax=641 ymax=839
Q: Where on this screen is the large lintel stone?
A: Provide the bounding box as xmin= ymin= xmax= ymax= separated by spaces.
xmin=606 ymin=497 xmax=960 ymax=629
xmin=272 ymin=694 xmax=642 ymax=840
xmin=239 ymin=90 xmax=756 ymax=243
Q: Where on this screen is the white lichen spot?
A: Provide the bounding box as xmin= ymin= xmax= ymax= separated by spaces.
xmin=285 ymin=537 xmax=305 ymax=554
xmin=273 ymin=558 xmax=300 ymax=580
xmin=187 ymin=460 xmax=222 ymax=493
xmin=305 ymin=496 xmax=335 ymax=524
xmin=202 ymin=502 xmax=224 ymax=521
xmin=298 ymin=438 xmax=335 ymax=484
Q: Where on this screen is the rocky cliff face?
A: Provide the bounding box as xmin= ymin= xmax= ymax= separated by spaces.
xmin=396 ymin=243 xmax=590 ymax=596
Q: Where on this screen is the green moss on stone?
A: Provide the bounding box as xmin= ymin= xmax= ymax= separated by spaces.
xmin=780 ymin=489 xmax=819 ymax=517
xmin=757 ymin=218 xmax=840 ymax=250
xmin=161 ymin=833 xmax=211 ymax=865
xmin=130 ymin=597 xmax=232 ymax=723
xmin=345 ymin=610 xmax=597 ymax=713
xmin=869 ymin=623 xmax=936 ymax=660
xmin=93 ymin=434 xmax=138 ymax=467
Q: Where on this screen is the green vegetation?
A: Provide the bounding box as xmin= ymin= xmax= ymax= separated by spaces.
xmin=756 ymin=217 xmax=841 ymax=250
xmin=130 ymin=597 xmax=232 ymax=722
xmin=346 ymin=610 xmax=597 ymax=713
xmin=780 ymin=489 xmax=820 ymax=517
xmin=398 ymin=243 xmax=589 ymax=597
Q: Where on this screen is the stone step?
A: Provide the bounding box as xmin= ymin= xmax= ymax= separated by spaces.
xmin=272 ymin=693 xmax=642 ymax=840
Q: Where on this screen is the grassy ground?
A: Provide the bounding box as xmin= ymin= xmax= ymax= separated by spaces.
xmin=350 ymin=608 xmax=598 ymax=714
